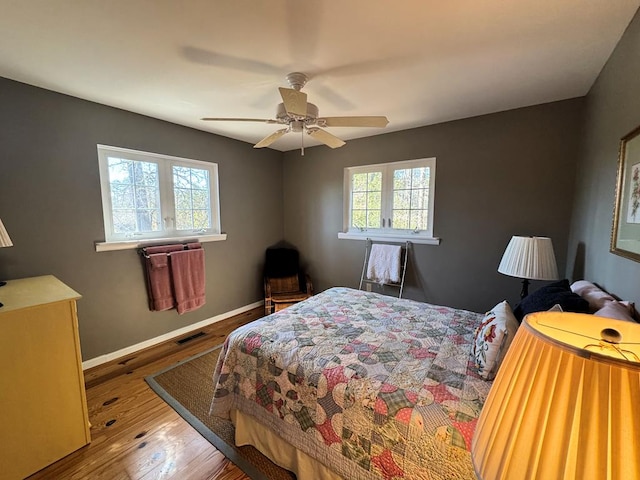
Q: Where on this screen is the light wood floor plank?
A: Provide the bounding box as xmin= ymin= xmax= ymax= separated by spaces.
xmin=27 ymin=308 xmax=262 ymax=480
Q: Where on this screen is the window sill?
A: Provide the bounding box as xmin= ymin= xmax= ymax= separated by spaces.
xmin=95 ymin=233 xmax=227 ymax=252
xmin=337 ymin=232 xmax=441 ymax=245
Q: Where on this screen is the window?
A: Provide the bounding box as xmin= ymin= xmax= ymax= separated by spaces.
xmin=96 ymin=145 xmax=223 ymax=250
xmin=341 ymin=158 xmax=438 ymax=243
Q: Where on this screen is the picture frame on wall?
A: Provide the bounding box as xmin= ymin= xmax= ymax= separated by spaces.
xmin=611 ymin=124 xmax=640 ymax=261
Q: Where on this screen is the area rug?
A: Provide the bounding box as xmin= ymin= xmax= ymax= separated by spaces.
xmin=145 ymin=345 xmax=296 ymax=480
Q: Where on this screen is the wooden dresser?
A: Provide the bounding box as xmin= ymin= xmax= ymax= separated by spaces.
xmin=0 ymin=276 xmax=90 ymax=480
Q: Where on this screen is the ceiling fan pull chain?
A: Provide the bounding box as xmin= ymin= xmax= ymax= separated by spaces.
xmin=301 ymin=128 xmax=305 ymax=156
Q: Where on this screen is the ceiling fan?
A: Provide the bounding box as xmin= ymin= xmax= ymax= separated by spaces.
xmin=202 ymin=72 xmax=389 ymax=154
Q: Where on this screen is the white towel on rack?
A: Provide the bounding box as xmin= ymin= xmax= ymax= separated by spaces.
xmin=367 ymin=244 xmax=402 ymax=284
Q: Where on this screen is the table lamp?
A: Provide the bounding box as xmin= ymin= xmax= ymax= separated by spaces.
xmin=498 ymin=236 xmax=559 ymax=298
xmin=472 ymin=311 xmax=640 ymax=480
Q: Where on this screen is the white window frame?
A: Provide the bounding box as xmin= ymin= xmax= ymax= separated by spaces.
xmin=95 ymin=145 xmax=226 ymax=252
xmin=339 ymin=157 xmax=440 ymax=245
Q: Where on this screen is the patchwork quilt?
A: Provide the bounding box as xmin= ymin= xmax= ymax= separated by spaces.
xmin=211 ymin=287 xmax=490 ymax=480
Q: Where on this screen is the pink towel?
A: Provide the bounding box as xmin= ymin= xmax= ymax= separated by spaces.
xmin=170 ymin=248 xmax=206 ymax=314
xmin=145 ymin=244 xmax=184 ymax=255
xmin=145 ymin=253 xmax=175 ymax=311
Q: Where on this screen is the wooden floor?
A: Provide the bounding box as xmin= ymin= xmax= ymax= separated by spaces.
xmin=27 ymin=308 xmax=264 ymax=480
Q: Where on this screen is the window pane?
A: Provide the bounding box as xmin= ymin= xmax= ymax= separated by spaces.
xmin=108 ymin=157 xmax=133 ymax=183
xmin=192 ymin=210 xmax=211 ymax=229
xmin=393 ymin=210 xmax=410 ymax=229
xmin=174 ymin=188 xmax=192 ymax=210
xmin=367 ymin=191 xmax=381 ymax=210
xmin=368 ymin=172 xmax=382 ymax=191
xmin=135 ymin=186 xmax=159 ymax=209
xmin=411 ymin=167 xmax=430 ymax=189
xmin=108 ymin=158 xmax=161 ymax=234
xmin=110 ymin=183 xmax=134 ymax=209
xmin=353 ymin=173 xmax=368 ymax=192
xmin=173 ymin=166 xmax=212 ymax=231
xmin=394 ymin=169 xmax=412 ymax=190
xmin=393 ymin=190 xmax=410 ymax=209
xmin=352 ymin=210 xmax=366 ymax=229
xmin=112 ymin=210 xmax=136 ymax=234
xmin=192 ymin=189 xmax=210 ymax=210
xmin=175 ymin=209 xmax=193 ymax=230
xmin=367 ymin=210 xmax=381 ymax=228
xmin=136 ymin=209 xmax=160 ymax=232
xmin=411 ymin=188 xmax=428 ymax=209
xmin=391 ymin=165 xmax=431 ymax=232
xmin=353 ymin=192 xmax=367 ymax=209
xmin=410 ymin=210 xmax=428 ymax=230
xmin=173 ymin=166 xmax=192 ymax=189
xmin=350 ymin=170 xmax=382 ymax=231
xmin=133 ymin=161 xmax=159 ymax=186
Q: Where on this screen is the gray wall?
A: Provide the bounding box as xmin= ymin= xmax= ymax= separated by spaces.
xmin=567 ymin=9 xmax=640 ymax=303
xmin=0 ymin=78 xmax=284 ymax=360
xmin=283 ymin=99 xmax=584 ymax=313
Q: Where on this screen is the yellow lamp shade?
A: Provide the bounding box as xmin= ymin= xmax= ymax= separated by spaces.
xmin=472 ymin=311 xmax=640 ymax=480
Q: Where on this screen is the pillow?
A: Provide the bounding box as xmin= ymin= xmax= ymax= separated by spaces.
xmin=594 ymin=300 xmax=637 ymax=322
xmin=513 ymin=279 xmax=589 ymax=321
xmin=570 ymin=280 xmax=615 ymax=312
xmin=473 ymin=301 xmax=519 ymax=380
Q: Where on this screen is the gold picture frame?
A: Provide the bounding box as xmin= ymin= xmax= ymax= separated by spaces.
xmin=611 ymin=124 xmax=640 ymax=261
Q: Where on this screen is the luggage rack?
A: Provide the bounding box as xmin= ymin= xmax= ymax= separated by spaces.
xmin=359 ymin=239 xmax=410 ymax=298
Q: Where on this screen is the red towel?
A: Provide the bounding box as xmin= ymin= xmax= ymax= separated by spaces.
xmin=145 ymin=253 xmax=175 ymax=311
xmin=170 ymin=248 xmax=206 ymax=314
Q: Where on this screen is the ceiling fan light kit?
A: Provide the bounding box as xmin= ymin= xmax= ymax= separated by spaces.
xmin=202 ymin=72 xmax=389 ymax=154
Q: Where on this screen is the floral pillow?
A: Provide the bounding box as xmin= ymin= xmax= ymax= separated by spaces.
xmin=473 ymin=301 xmax=519 ymax=380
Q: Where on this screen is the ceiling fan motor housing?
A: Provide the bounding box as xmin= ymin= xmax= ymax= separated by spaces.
xmin=275 ymin=102 xmax=319 ymax=124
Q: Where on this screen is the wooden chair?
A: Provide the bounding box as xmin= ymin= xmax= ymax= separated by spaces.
xmin=263 ymin=247 xmax=313 ymax=315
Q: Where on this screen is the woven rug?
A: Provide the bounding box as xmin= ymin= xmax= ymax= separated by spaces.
xmin=145 ymin=345 xmax=296 ymax=480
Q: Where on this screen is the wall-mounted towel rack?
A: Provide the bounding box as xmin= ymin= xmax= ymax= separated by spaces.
xmin=138 ymin=242 xmax=201 ymax=258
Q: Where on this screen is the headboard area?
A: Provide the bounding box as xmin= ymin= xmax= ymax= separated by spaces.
xmin=513 ymin=278 xmax=638 ymax=324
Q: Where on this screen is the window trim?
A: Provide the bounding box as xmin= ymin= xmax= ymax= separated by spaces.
xmin=340 ymin=157 xmax=439 ymax=244
xmin=96 ymin=145 xmax=225 ymax=251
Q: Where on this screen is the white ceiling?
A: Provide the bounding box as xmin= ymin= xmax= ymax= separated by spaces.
xmin=0 ymin=1 xmax=638 ymax=152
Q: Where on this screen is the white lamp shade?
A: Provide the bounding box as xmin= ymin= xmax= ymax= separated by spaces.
xmin=498 ymin=236 xmax=558 ymax=280
xmin=0 ymin=218 xmax=12 ymax=248
xmin=472 ymin=311 xmax=640 ymax=480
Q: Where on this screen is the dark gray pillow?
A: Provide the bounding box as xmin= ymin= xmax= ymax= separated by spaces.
xmin=513 ymin=279 xmax=590 ymax=321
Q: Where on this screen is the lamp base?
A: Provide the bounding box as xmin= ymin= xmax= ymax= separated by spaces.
xmin=520 ymin=279 xmax=530 ymax=299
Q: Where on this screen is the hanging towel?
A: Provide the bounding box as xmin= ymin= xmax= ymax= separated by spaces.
xmin=367 ymin=244 xmax=402 ymax=284
xmin=170 ymin=247 xmax=206 ymax=314
xmin=145 ymin=253 xmax=175 ymax=311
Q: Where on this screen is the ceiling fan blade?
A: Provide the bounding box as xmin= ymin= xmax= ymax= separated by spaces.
xmin=319 ymin=116 xmax=389 ymax=128
xmin=254 ymin=128 xmax=289 ymax=148
xmin=279 ymin=87 xmax=307 ymax=117
xmin=307 ymin=128 xmax=346 ymax=149
xmin=201 ymin=117 xmax=277 ymax=123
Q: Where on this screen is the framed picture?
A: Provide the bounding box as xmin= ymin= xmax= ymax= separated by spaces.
xmin=611 ymin=124 xmax=640 ymax=261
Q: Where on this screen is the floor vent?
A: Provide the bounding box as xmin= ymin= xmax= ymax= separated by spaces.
xmin=176 ymin=331 xmax=206 ymax=345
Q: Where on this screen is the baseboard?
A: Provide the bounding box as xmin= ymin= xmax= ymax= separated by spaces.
xmin=82 ymin=300 xmax=263 ymax=371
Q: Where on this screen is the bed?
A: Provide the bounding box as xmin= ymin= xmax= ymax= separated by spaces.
xmin=210 ymin=287 xmax=492 ymax=479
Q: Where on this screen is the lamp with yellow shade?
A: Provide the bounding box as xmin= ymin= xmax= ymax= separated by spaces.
xmin=472 ymin=311 xmax=640 ymax=480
